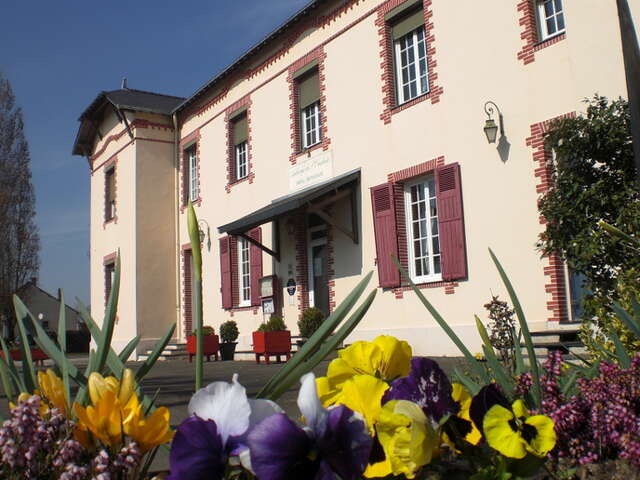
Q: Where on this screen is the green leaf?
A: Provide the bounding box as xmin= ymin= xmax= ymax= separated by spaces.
xmin=453 ymin=367 xmax=481 ymax=395
xmin=488 ymin=248 xmax=541 ymax=407
xmin=560 ymin=369 xmax=579 ymax=397
xmin=118 ymin=335 xmax=140 ymax=364
xmin=511 ymin=327 xmax=525 ymax=376
xmin=394 ymin=256 xmax=490 ymax=383
xmin=135 ymin=324 xmax=176 ymax=382
xmin=0 ymin=354 xmax=16 ymax=403
xmin=187 ymin=202 xmax=203 ymax=391
xmin=94 ymin=252 xmax=121 ymax=375
xmin=612 ymin=301 xmax=640 ymax=338
xmin=608 ymin=328 xmax=631 ymax=368
xmin=75 ymin=300 xmax=124 ymax=377
xmin=482 ymin=345 xmax=514 ymax=397
xmin=12 ymin=295 xmax=37 ymax=393
xmin=0 ymin=336 xmax=26 ymax=393
xmin=264 ymin=289 xmax=377 ymax=401
xmin=258 ymin=272 xmax=373 ymax=398
xmin=57 ymin=289 xmax=71 ymax=412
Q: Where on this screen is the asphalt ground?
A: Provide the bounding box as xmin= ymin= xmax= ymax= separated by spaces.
xmin=0 ymin=356 xmax=468 ymax=473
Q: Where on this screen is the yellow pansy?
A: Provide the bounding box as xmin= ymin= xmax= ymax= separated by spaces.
xmin=329 ymin=374 xmax=389 ymax=434
xmin=451 ymin=383 xmax=481 ymax=445
xmin=124 ymin=396 xmax=174 ymax=453
xmin=483 ymin=399 xmax=556 ymax=459
xmin=367 ymin=400 xmax=437 ymax=479
xmin=38 ymin=369 xmax=69 ymax=415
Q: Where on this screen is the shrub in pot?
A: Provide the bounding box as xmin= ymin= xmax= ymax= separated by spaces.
xmin=253 ymin=316 xmax=291 ymax=364
xmin=219 ymin=320 xmax=239 ymax=361
xmin=298 ymin=307 xmax=325 ymax=340
xmin=187 ymin=325 xmax=219 ymax=362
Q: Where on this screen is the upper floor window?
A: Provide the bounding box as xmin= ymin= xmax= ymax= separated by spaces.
xmin=105 ymin=165 xmax=116 ymax=222
xmin=297 ymin=68 xmax=321 ymax=150
xmin=231 ymin=112 xmax=248 ymax=181
xmin=404 ymin=176 xmax=441 ymax=283
xmin=238 ymin=237 xmax=251 ymax=306
xmin=537 ymin=0 xmax=565 ymax=41
xmin=185 ymin=145 xmax=198 ymax=203
xmin=391 ymin=8 xmax=428 ymax=105
xmin=104 ymin=260 xmax=115 ymax=306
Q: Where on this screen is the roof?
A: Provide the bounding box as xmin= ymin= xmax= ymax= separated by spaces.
xmin=16 ymin=280 xmax=81 ymax=316
xmin=218 ymin=169 xmax=360 ymax=234
xmin=174 ymin=0 xmax=323 ymax=114
xmin=72 ymin=88 xmax=185 ymax=156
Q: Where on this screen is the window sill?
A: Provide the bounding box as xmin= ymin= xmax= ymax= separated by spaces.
xmin=227 ymin=305 xmax=259 ymax=315
xmin=391 ymin=279 xmax=460 ymax=298
xmin=181 ymin=197 xmax=202 ymax=213
xmin=295 ymin=142 xmax=324 ymax=158
xmin=389 ymin=91 xmax=435 ymax=117
xmin=533 ymin=32 xmax=566 ymax=52
xmin=226 ymin=172 xmax=255 ymax=192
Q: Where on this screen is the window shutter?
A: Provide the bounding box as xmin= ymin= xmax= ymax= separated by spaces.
xmin=219 ymin=237 xmax=232 ymax=309
xmin=370 ymin=183 xmax=401 ymax=288
xmin=182 ymin=151 xmax=189 ymax=205
xmin=298 ymin=70 xmax=320 ymax=109
xmin=436 ymin=163 xmax=467 ymax=281
xmin=391 ymin=9 xmax=424 ymax=40
xmin=233 ymin=114 xmax=248 ymax=145
xmin=249 ymin=228 xmax=263 ymax=306
xmin=184 ymin=250 xmax=193 ymax=335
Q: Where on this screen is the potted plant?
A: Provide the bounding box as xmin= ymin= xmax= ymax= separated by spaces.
xmin=219 ymin=320 xmax=239 ymax=361
xmin=297 ymin=307 xmax=326 ymax=347
xmin=252 ymin=316 xmax=291 ymax=364
xmin=187 ymin=325 xmax=220 ymax=362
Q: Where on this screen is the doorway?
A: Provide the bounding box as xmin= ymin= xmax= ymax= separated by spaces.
xmin=308 ymin=215 xmax=330 ymax=317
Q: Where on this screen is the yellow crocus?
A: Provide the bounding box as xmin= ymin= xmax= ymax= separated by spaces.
xmin=125 ymin=397 xmax=174 ymax=453
xmin=483 ymin=399 xmax=556 ymax=459
xmin=74 ymin=389 xmax=136 ymax=447
xmin=38 ymin=369 xmax=68 ymax=415
xmin=367 ymin=400 xmax=437 ymax=479
xmin=88 ymin=368 xmax=135 ymax=406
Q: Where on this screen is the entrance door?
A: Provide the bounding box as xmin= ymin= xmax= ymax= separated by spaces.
xmin=308 ymin=219 xmax=330 ymax=317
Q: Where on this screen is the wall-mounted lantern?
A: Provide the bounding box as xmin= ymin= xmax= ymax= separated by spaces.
xmin=198 ymin=219 xmax=212 ymax=252
xmin=483 ymin=101 xmax=504 ymax=144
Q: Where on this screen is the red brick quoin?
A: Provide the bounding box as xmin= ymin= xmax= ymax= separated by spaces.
xmin=376 ymin=0 xmax=444 ymax=124
xmin=516 ymin=0 xmax=566 ymax=65
xmin=526 ymin=112 xmax=575 ymax=322
xmin=225 ymin=95 xmax=255 ymax=193
xmin=287 ymin=47 xmax=331 ymax=165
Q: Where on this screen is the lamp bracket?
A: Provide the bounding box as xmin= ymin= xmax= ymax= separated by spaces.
xmin=484 ymin=101 xmax=505 ymax=137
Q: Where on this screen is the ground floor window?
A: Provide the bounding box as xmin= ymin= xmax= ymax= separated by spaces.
xmin=238 ymin=237 xmax=251 ymax=306
xmin=567 ymin=269 xmax=587 ymax=322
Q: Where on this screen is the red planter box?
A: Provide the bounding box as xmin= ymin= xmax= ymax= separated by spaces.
xmin=187 ymin=335 xmax=220 ymax=362
xmin=252 ymin=331 xmax=291 ymax=364
xmin=2 ymin=348 xmax=49 ymax=366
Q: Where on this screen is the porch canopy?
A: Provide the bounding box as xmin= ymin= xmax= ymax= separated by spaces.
xmin=218 ymin=168 xmax=360 ymax=260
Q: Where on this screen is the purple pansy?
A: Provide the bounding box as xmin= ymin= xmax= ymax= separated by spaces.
xmin=382 ymin=357 xmax=458 ymax=424
xmin=247 ymin=373 xmax=373 ymax=480
xmin=168 ymin=416 xmax=225 ymax=480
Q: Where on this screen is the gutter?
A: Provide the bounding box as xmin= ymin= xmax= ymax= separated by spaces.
xmin=172 ymin=113 xmax=182 ymax=342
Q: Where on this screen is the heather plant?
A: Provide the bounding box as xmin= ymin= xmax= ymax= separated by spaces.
xmin=484 ymin=295 xmax=517 ymax=374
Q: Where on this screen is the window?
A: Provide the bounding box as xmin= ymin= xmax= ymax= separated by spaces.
xmin=297 ymin=69 xmax=321 ymax=150
xmin=391 ymin=9 xmax=428 ymax=105
xmin=537 ymin=0 xmax=565 ymax=41
xmin=105 ymin=166 xmax=116 ymax=221
xmin=231 ymin=113 xmax=248 ymax=181
xmin=405 ymin=177 xmax=441 ymax=282
xmin=238 ymin=237 xmax=251 ymax=306
xmin=184 ymin=145 xmax=198 ymax=204
xmin=105 ymin=261 xmax=115 ymax=306
xmin=568 ymin=269 xmax=587 ymax=321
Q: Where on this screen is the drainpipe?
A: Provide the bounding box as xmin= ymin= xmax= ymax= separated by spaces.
xmin=172 ymin=112 xmax=182 ymax=342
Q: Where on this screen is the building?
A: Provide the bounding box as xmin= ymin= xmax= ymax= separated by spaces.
xmin=73 ymin=0 xmax=638 ymax=358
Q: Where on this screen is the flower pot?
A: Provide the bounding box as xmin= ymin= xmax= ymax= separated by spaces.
xmin=3 ymin=348 xmax=49 ymax=366
xmin=252 ymin=330 xmax=291 ymax=364
xmin=219 ymin=342 xmax=237 ymax=361
xmin=187 ymin=334 xmax=220 ymax=362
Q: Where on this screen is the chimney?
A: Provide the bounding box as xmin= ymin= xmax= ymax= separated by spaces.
xmin=121 ymin=77 xmax=128 ymax=89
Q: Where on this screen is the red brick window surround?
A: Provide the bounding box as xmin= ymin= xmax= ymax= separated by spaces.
xmin=180 ymin=129 xmax=201 ymax=212
xmin=225 ymin=96 xmax=255 ymax=192
xmin=376 ymin=0 xmax=444 ymax=125
xmin=103 ymin=158 xmax=117 ymax=227
xmin=517 ymin=0 xmax=566 ymax=65
xmin=526 ymin=112 xmax=575 ymax=322
xmin=103 ymin=252 xmax=117 ymax=307
xmin=287 ymin=48 xmax=331 ymax=165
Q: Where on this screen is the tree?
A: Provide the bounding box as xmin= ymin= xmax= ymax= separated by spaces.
xmin=0 ymin=72 xmax=39 ymax=340
xmin=537 ymin=96 xmax=640 ymax=355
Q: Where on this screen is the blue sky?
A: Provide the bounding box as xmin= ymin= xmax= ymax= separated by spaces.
xmin=0 ymin=0 xmax=309 ymax=307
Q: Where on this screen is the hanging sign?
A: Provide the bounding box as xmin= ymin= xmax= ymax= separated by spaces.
xmin=286 ymin=278 xmax=296 ymax=296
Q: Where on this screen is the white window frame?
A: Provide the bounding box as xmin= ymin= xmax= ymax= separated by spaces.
xmin=301 ymin=101 xmax=321 ymax=149
xmin=238 ymin=237 xmax=251 ymax=307
xmin=235 ymin=141 xmax=248 ymax=180
xmin=187 ymin=147 xmax=198 ymax=202
xmin=394 ymin=26 xmax=429 ymax=105
xmin=404 ymin=176 xmax=441 ymax=284
xmin=537 ymin=0 xmax=565 ymax=41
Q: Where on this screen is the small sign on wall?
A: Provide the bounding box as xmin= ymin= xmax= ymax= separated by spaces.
xmin=262 ymin=298 xmax=275 ymax=315
xmin=288 ymin=150 xmax=333 ymax=191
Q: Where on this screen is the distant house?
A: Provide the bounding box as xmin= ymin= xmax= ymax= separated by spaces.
xmin=15 ymin=278 xmax=84 ymax=333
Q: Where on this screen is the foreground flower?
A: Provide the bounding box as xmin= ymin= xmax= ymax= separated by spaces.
xmin=450 ymin=383 xmax=481 ymax=445
xmin=38 ymin=369 xmax=69 ymax=415
xmin=247 ymin=373 xmax=372 ymax=480
xmin=483 ymin=399 xmax=556 ymax=459
xmin=169 ymin=374 xmax=282 ymax=479
xmin=125 ymin=396 xmax=173 ymax=453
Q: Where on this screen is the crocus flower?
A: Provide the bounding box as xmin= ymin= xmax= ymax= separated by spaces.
xmin=38 ymin=369 xmax=69 ymax=415
xmin=124 ymin=395 xmax=174 ymax=453
xmin=247 ymin=373 xmax=372 ymax=480
xmin=483 ymin=399 xmax=556 ymax=459
xmin=74 ymin=388 xmax=135 ymax=447
xmin=169 ymin=374 xmax=282 ymax=480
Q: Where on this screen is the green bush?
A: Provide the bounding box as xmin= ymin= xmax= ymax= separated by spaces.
xmin=220 ymin=320 xmax=239 ymax=343
xmin=192 ymin=325 xmax=215 ymax=336
xmin=298 ymin=307 xmax=325 ymax=338
xmin=257 ymin=315 xmax=287 ymax=332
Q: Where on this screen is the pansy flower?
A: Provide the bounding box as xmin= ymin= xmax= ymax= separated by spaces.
xmin=169 ymin=374 xmax=282 ymax=480
xmin=247 ymin=373 xmax=372 ymax=480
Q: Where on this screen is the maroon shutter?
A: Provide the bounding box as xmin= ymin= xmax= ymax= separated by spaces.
xmin=370 ymin=183 xmax=401 ymax=288
xmin=249 ymin=228 xmax=263 ymax=306
xmin=219 ymin=237 xmax=232 ymax=309
xmin=184 ymin=249 xmax=193 ymax=335
xmin=436 ymin=163 xmax=467 ymax=281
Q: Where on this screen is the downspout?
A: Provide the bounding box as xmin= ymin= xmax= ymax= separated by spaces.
xmin=172 ymin=112 xmax=182 ymax=342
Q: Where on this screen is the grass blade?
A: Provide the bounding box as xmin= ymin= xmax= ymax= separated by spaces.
xmin=608 ymin=328 xmax=631 ymax=368
xmin=12 ymin=295 xmax=37 ymax=393
xmin=187 ymin=202 xmax=204 ymax=392
xmin=0 ymin=336 xmax=26 ymax=393
xmin=612 ymin=301 xmax=640 ymax=338
xmin=560 ymin=369 xmax=580 ymax=397
xmin=263 ymin=289 xmax=377 ymax=400
xmin=94 ymin=252 xmax=121 ymax=375
xmin=394 ymin=257 xmax=490 ymax=383
xmin=258 ymin=271 xmax=373 ymax=397
xmin=511 ymin=327 xmax=525 ymax=376
xmin=118 ymin=335 xmax=140 ymax=364
xmin=453 ymin=367 xmax=481 ymax=395
xmin=488 ymin=248 xmax=541 ymax=407
xmin=0 ymin=354 xmax=16 ymax=402
xmin=76 ymin=300 xmax=124 ymax=377
xmin=57 ymin=289 xmax=71 ymax=412
xmin=135 ymin=324 xmax=176 ymax=382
